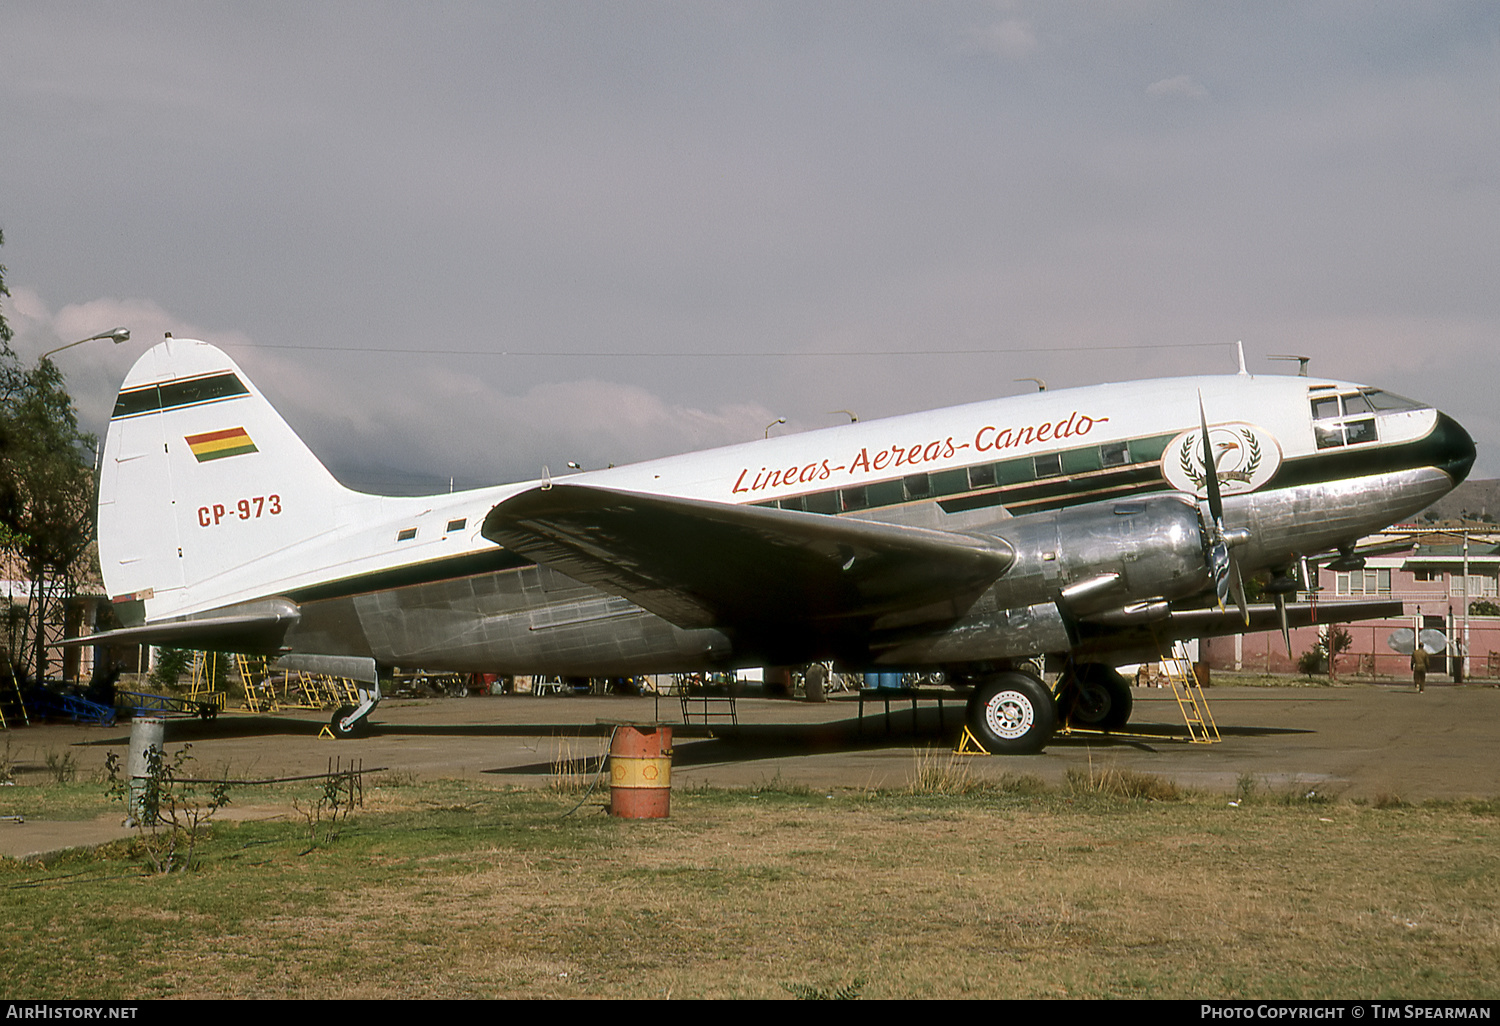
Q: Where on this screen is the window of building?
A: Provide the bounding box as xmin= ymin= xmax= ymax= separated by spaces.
xmin=1451 ymin=574 xmax=1499 ymax=598
xmin=1336 ymin=569 xmax=1391 ymax=595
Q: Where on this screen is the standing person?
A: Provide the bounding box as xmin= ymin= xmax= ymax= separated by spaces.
xmin=1412 ymin=645 xmax=1429 ymax=693
xmin=804 ymin=661 xmax=828 ymax=703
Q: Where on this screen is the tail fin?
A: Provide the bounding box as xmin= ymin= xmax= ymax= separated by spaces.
xmin=98 ymin=338 xmax=358 ymax=625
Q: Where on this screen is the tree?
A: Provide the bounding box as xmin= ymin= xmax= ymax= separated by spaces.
xmin=0 ymin=228 xmax=98 ymax=685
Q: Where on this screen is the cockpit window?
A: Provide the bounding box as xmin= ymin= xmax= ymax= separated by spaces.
xmin=1360 ymin=389 xmax=1426 ymax=412
xmin=1311 ymin=396 xmax=1342 ymax=421
xmin=1311 ymin=392 xmax=1378 ymax=449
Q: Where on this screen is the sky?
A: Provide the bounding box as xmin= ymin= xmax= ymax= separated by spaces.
xmin=2 ymin=1 xmax=1497 ymax=492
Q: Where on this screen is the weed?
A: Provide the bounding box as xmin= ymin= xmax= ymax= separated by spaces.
xmin=995 ymin=771 xmax=1049 ymax=796
xmin=1276 ymin=784 xmax=1333 ymax=806
xmin=373 ymin=769 xmax=419 ymax=788
xmin=104 ymin=743 xmax=230 ymax=873
xmin=1235 ymin=773 xmax=1259 ymax=802
xmin=549 ymin=735 xmax=601 ymax=793
xmin=0 ymin=736 xmax=14 ymax=784
xmin=293 ymin=758 xmax=362 ymax=851
xmin=1372 ymin=792 xmax=1408 ymax=810
xmin=43 ymin=748 xmax=76 ymax=784
xmin=908 ymin=747 xmax=984 ymax=796
xmin=1065 ymin=766 xmax=1180 ymax=801
xmin=781 ymin=977 xmax=866 ymax=1000
xmin=751 ymin=771 xmax=816 ymax=796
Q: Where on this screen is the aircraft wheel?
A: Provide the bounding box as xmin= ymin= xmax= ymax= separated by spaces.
xmin=966 ymin=672 xmax=1056 ymax=755
xmin=329 ymin=705 xmax=362 ymax=739
xmin=1059 ymin=664 xmax=1133 ymax=730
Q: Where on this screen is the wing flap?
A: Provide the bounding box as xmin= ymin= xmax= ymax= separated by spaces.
xmin=481 ymin=484 xmax=1014 ymax=631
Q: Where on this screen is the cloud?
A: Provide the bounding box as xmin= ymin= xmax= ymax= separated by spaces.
xmin=1145 ymin=74 xmax=1210 ymax=100
xmin=966 ymin=17 xmax=1037 ymax=60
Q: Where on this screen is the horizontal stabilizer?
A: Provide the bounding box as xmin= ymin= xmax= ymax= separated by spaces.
xmin=63 ymin=599 xmax=300 ymax=655
xmin=482 ymin=484 xmax=1014 ymax=631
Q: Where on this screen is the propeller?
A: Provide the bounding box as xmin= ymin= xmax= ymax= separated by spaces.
xmin=1198 ymin=395 xmax=1250 ymax=624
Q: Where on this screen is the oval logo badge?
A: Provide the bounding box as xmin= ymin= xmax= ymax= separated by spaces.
xmin=1162 ymin=422 xmax=1282 ymax=497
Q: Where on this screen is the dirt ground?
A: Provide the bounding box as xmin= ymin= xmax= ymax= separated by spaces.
xmin=3 ymin=679 xmax=1497 ymax=858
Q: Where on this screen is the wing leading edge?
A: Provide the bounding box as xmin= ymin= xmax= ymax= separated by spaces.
xmin=481 ymin=484 xmax=1015 ymax=635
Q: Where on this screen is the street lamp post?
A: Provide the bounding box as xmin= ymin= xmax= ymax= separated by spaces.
xmin=39 ymin=326 xmax=130 ymax=362
xmin=23 ymin=326 xmax=129 ymax=687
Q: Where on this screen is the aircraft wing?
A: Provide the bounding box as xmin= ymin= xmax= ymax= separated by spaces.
xmin=1073 ymin=599 xmax=1405 ymax=662
xmin=481 ymin=484 xmax=1014 ymax=632
xmin=1162 ymin=599 xmax=1405 ymax=635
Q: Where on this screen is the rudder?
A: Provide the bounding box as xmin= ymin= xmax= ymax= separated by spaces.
xmin=98 ymin=338 xmax=355 ymax=625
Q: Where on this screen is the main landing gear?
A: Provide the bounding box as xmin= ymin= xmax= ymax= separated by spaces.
xmin=1053 ymin=663 xmax=1133 ymax=731
xmin=962 ymin=661 xmax=1135 ymax=754
xmin=964 ymin=671 xmax=1057 ymax=755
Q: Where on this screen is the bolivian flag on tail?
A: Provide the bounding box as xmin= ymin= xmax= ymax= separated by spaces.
xmin=185 ymin=427 xmax=259 ymax=462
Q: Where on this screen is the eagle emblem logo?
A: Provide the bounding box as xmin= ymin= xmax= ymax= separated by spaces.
xmin=1162 ymin=422 xmax=1281 ymax=497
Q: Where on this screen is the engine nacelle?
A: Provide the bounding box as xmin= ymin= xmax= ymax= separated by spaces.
xmin=984 ymin=493 xmax=1212 ymax=617
xmin=870 ymin=494 xmax=1215 ymax=665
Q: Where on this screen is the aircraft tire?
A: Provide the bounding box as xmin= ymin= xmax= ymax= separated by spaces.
xmin=1059 ymin=664 xmax=1133 ymax=730
xmin=966 ymin=672 xmax=1056 ymax=755
xmin=329 ymin=705 xmax=362 ymax=739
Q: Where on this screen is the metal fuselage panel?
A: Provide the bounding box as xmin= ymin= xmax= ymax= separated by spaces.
xmin=288 ymin=563 xmax=732 ymax=676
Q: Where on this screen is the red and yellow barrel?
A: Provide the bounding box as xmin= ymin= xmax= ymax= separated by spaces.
xmin=609 ymin=725 xmax=672 ymax=819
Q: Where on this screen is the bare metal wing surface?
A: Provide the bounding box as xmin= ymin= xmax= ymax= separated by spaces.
xmin=480 ymin=483 xmax=1014 ymax=632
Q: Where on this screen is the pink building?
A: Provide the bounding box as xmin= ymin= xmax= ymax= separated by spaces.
xmin=1205 ymin=529 xmax=1500 ymax=681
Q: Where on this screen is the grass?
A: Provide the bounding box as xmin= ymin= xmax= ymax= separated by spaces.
xmin=2 ymin=777 xmax=1499 ymax=999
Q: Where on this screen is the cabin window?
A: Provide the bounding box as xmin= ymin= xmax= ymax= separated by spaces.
xmin=778 ymin=495 xmax=805 ymax=512
xmin=902 ymin=473 xmax=930 ymax=500
xmin=445 ymin=518 xmax=467 ymax=533
xmin=840 ymin=485 xmax=868 ymax=512
xmin=967 ymin=463 xmax=997 ymax=489
xmin=1100 ymin=441 xmax=1131 ymax=468
xmin=1033 ymin=452 xmax=1062 ymax=478
xmin=397 ymin=527 xmax=417 ymax=542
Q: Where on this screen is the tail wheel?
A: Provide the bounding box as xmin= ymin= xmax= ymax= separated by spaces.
xmin=966 ymin=671 xmax=1057 ymax=755
xmin=329 ymin=705 xmax=362 ymax=739
xmin=1057 ymin=664 xmax=1133 ymax=730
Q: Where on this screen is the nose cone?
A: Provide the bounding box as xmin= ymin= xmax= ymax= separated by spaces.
xmin=1434 ymin=412 xmax=1476 ymax=484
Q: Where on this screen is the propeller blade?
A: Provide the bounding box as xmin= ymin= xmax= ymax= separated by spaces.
xmin=1229 ymin=555 xmax=1250 ymax=625
xmin=1275 ymin=591 xmax=1292 ymax=657
xmin=1198 ymin=393 xmax=1224 ymax=525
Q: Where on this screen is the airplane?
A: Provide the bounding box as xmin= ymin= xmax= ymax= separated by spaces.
xmin=79 ymin=337 xmax=1476 ymax=753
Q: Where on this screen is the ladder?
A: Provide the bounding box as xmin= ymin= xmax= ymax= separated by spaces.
xmin=0 ymin=650 xmax=29 ymax=729
xmin=1158 ymin=642 xmax=1220 ymax=744
xmin=235 ymin=653 xmax=280 ymax=712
